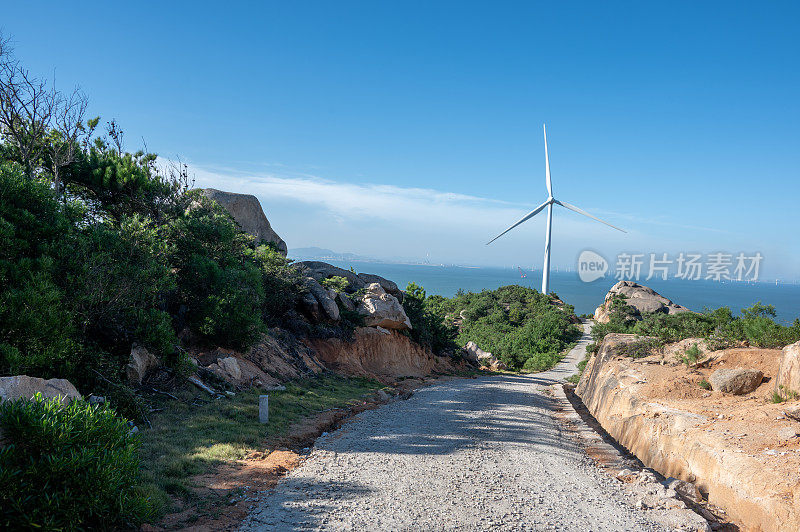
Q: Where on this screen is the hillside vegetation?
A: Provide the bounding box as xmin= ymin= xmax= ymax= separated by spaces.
xmin=422 ymin=285 xmax=581 ymax=371
xmin=591 ymin=295 xmax=800 ymax=354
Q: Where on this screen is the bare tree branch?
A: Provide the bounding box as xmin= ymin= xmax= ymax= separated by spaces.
xmin=0 ymin=39 xmax=57 ymax=178
xmin=48 ymin=87 xmax=90 ymax=196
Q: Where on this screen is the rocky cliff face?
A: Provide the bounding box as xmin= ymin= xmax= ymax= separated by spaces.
xmin=307 ymin=327 xmax=458 ymax=379
xmin=577 ymin=334 xmax=798 ymax=531
xmin=594 ymin=281 xmax=691 ymax=323
xmin=200 ymin=188 xmax=288 ymax=255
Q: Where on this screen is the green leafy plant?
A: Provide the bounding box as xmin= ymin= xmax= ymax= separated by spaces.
xmin=321 ymin=275 xmax=350 ymax=293
xmin=616 ymin=337 xmax=663 ymax=359
xmin=402 ymin=282 xmax=458 ymax=355
xmin=698 ymin=379 xmax=711 ymax=390
xmin=423 ymin=284 xmax=580 ymax=370
xmin=0 ymin=395 xmax=154 ymax=529
xmin=680 ymin=342 xmax=703 ymax=367
xmin=771 ymin=385 xmax=799 ymax=404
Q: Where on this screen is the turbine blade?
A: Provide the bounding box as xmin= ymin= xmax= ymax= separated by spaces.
xmin=486 ymin=200 xmax=551 ymax=245
xmin=544 ymin=124 xmax=552 ymax=197
xmin=554 ymin=199 xmax=626 ymax=232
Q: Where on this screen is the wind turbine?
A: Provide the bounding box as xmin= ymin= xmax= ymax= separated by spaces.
xmin=487 ymin=125 xmax=626 ymax=294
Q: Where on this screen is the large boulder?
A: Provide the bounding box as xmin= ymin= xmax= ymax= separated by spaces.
xmin=594 ymin=281 xmax=691 ymax=323
xmin=357 ymin=273 xmax=403 ymax=302
xmin=0 ymin=375 xmax=81 ymax=403
xmin=709 ymin=367 xmax=763 ymax=395
xmin=302 ymin=276 xmax=340 ymax=322
xmin=464 ymin=341 xmax=505 ymax=369
xmin=295 ymin=261 xmax=365 ymax=292
xmin=358 ymin=283 xmax=412 ymax=330
xmin=200 ymin=188 xmax=287 ymax=255
xmin=775 ymin=341 xmax=800 ymax=395
xmin=126 ymin=344 xmax=160 ymax=385
xmin=464 ymin=341 xmax=492 ymax=363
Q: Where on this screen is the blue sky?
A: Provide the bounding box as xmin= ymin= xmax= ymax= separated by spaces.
xmin=4 ymin=2 xmax=799 ymax=279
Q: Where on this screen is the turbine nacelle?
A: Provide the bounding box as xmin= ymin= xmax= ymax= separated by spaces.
xmin=486 ymin=124 xmax=626 ymax=294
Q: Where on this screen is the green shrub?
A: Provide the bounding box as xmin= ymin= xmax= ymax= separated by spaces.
xmin=321 ymin=275 xmax=349 ymax=293
xmin=699 ymin=379 xmax=711 ymax=390
xmin=249 ymin=244 xmax=302 ymax=323
xmin=429 ymin=285 xmax=580 ymax=370
xmin=591 ymin=301 xmax=800 ymax=352
xmin=403 ymin=282 xmax=458 ymax=355
xmin=0 ymin=395 xmax=154 ymax=529
xmin=616 ymin=337 xmax=663 ymax=359
xmin=771 ymin=385 xmax=799 ymax=404
xmin=165 ymin=194 xmax=265 ymax=348
xmin=680 ymin=342 xmax=703 ymax=366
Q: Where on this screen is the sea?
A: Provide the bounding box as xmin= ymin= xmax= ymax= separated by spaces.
xmin=318 ymin=261 xmax=800 ymax=325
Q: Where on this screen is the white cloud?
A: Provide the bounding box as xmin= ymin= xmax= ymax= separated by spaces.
xmin=188 ymin=163 xmax=533 ymax=231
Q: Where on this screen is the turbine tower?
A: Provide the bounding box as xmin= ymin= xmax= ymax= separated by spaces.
xmin=487 ymin=125 xmax=626 ymax=294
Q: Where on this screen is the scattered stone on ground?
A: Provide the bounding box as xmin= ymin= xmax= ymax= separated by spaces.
xmin=126 ymin=344 xmax=160 ymax=385
xmin=708 ymin=367 xmax=763 ymax=395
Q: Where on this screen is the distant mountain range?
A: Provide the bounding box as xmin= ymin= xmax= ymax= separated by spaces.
xmin=288 ymin=247 xmax=381 ymax=263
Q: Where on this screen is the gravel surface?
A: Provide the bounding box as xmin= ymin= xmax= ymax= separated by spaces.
xmin=242 ymin=322 xmax=667 ymax=531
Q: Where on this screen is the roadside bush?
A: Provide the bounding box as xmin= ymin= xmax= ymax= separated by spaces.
xmin=431 ymin=285 xmax=580 ymax=370
xmin=591 ymin=300 xmax=800 ymax=353
xmin=679 ymin=342 xmax=703 ymax=366
xmin=616 ymin=337 xmax=664 ymax=359
xmin=403 ymin=282 xmax=458 ymax=355
xmin=249 ymin=244 xmax=302 ymax=324
xmin=0 ymin=395 xmax=154 ymax=530
xmin=165 ymin=194 xmax=265 ymax=348
xmin=61 ymin=215 xmax=177 ymax=357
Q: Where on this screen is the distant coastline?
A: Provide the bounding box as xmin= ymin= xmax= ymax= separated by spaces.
xmin=289 ymin=255 xmax=800 ymax=324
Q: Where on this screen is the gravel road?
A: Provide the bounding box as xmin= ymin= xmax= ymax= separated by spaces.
xmin=242 ymin=322 xmax=666 ymax=531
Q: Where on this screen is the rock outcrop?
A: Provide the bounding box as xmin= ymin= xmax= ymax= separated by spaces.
xmin=200 ymin=188 xmax=287 ymax=255
xmin=191 ymin=330 xmax=327 ymax=389
xmin=709 ymin=367 xmax=763 ymax=395
xmin=206 ymin=355 xmax=276 ymax=389
xmin=126 ymin=344 xmax=160 ymax=385
xmin=577 ymin=334 xmax=796 ymax=532
xmin=358 ymin=283 xmax=412 ymax=330
xmin=357 ymin=273 xmax=403 ymax=302
xmin=302 ymin=276 xmax=340 ymax=322
xmin=0 ymin=375 xmax=81 ymax=403
xmin=296 ymin=261 xmax=365 ymax=292
xmin=775 ymin=341 xmax=800 ymax=395
xmin=308 ymin=327 xmax=457 ymax=378
xmin=594 ymin=281 xmax=691 ymax=323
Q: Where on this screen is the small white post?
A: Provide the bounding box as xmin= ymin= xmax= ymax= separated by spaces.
xmin=259 ymin=395 xmax=269 ymax=424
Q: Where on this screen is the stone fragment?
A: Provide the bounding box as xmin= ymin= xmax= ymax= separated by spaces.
xmin=709 ymin=368 xmax=763 ymax=395
xmin=126 ymin=344 xmax=160 ymax=385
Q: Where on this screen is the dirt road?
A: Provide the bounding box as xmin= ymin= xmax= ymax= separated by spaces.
xmin=243 ymin=322 xmax=666 ymax=531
